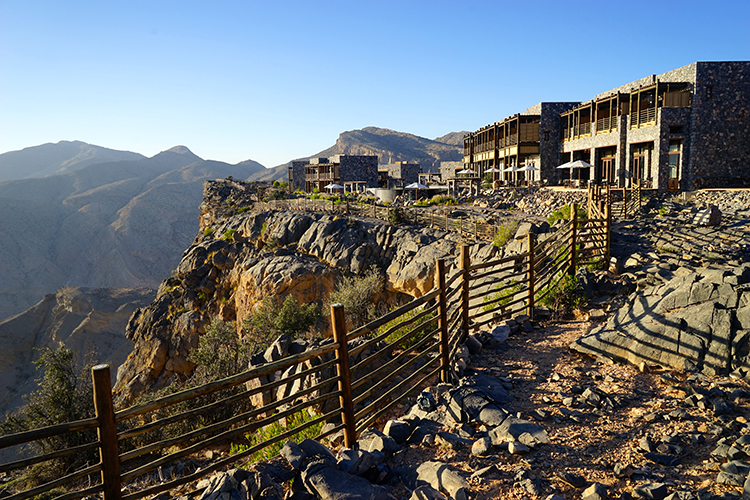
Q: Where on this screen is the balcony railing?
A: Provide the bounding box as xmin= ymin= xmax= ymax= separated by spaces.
xmin=630 ymin=107 xmax=656 ymax=128
xmin=595 ymin=116 xmax=617 ymax=134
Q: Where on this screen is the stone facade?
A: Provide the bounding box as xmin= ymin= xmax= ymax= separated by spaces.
xmin=464 ymin=61 xmax=750 ymax=192
xmin=378 ymin=161 xmax=421 ymax=188
xmin=288 ymin=160 xmax=307 ymax=192
xmin=290 ymin=155 xmax=378 ymax=193
xmin=440 ymin=161 xmax=463 ymax=181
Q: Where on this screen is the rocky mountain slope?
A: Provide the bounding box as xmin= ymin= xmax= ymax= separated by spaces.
xmin=113 ymin=180 xmax=500 ymax=402
xmin=0 ymin=287 xmax=154 ymax=418
xmin=251 ymin=127 xmax=465 ymax=182
xmin=0 ymin=140 xmax=146 ymax=183
xmin=0 ymin=145 xmax=266 ymax=322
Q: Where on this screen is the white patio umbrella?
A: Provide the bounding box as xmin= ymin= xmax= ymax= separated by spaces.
xmin=556 ymin=160 xmax=592 ymax=186
xmin=405 ymin=182 xmax=429 ymax=189
xmin=518 ymin=164 xmax=539 ymax=184
xmin=484 ymin=167 xmax=502 ymax=185
xmin=503 ymin=165 xmax=520 ymax=186
xmin=456 ymin=169 xmax=475 ymax=176
xmin=324 ymin=183 xmax=344 ymax=192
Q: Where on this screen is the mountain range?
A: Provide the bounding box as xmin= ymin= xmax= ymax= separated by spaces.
xmin=0 ymin=127 xmax=464 ymax=323
xmin=0 ymin=144 xmax=265 ymax=322
xmin=0 ymin=126 xmax=464 ymax=419
xmin=255 ymin=127 xmax=469 ymax=181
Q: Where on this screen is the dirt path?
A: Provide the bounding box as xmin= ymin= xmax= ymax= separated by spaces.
xmin=390 ymin=319 xmax=748 ymax=499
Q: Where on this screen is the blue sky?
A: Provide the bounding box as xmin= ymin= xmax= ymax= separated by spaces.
xmin=1 ymin=1 xmax=748 ymax=168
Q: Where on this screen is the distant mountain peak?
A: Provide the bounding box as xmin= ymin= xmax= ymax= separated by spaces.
xmin=165 ymin=145 xmax=195 ymax=155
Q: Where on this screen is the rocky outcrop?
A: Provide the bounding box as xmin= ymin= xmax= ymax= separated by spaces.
xmin=113 ymin=181 xmax=498 ymax=403
xmin=571 ymin=265 xmax=750 ymax=376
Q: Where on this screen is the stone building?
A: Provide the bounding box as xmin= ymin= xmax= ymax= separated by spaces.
xmin=378 ymin=161 xmax=420 ymax=189
xmin=288 ymin=155 xmax=378 ymax=193
xmin=463 ymin=61 xmax=750 ymax=191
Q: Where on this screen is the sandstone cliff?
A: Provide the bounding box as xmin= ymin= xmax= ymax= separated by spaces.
xmin=114 ymin=181 xmax=499 ymax=402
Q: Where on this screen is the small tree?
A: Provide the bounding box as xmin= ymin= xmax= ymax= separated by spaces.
xmin=243 ymin=295 xmax=321 ymax=353
xmin=328 ymin=268 xmax=384 ymax=329
xmin=0 ymin=347 xmax=97 ymax=486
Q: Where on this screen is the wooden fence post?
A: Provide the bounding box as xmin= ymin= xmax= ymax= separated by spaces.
xmin=92 ymin=365 xmax=121 ymax=500
xmin=436 ymin=259 xmax=449 ymax=383
xmin=331 ymin=304 xmax=356 ymax=449
xmin=605 ymin=203 xmax=612 ymax=267
xmin=569 ymin=203 xmax=577 ymax=277
xmin=460 ymin=245 xmax=471 ymax=342
xmin=526 ymin=233 xmax=535 ymax=319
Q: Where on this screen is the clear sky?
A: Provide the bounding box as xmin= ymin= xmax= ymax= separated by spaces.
xmin=1 ymin=1 xmax=749 ymax=168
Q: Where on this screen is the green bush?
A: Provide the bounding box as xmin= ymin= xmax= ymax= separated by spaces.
xmin=223 ymin=228 xmax=237 ymax=241
xmin=328 ymin=268 xmax=384 ymax=329
xmin=492 ymin=220 xmax=519 ymax=247
xmin=230 ymin=409 xmax=323 ymax=464
xmin=236 ymin=206 xmax=251 ymax=214
xmin=0 ymin=347 xmax=97 ymax=489
xmin=388 ymin=206 xmax=403 ymax=225
xmin=377 ymin=307 xmax=436 ymax=350
xmin=547 ymin=205 xmax=587 ymax=225
xmin=482 ymin=280 xmax=522 ymax=313
xmin=537 ymin=274 xmax=585 ymax=311
xmin=243 ymin=295 xmax=321 ymax=353
xmin=203 ymin=227 xmax=214 ymax=237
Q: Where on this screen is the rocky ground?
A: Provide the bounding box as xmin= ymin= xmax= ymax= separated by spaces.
xmin=179 ymin=189 xmax=750 ymax=500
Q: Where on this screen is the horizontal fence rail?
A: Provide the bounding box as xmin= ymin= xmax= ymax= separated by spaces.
xmin=1 ymin=201 xmax=610 ymax=500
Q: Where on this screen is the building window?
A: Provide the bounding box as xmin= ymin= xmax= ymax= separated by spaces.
xmin=668 ymin=141 xmax=681 ymax=179
xmin=706 ymin=85 xmax=713 ymax=100
xmin=669 ymin=125 xmax=683 ymax=134
xmin=543 ymin=131 xmax=550 ymax=141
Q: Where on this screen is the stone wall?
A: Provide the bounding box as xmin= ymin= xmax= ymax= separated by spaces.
xmin=339 ymin=155 xmax=378 ymax=188
xmin=690 ymin=62 xmax=750 ymax=189
xmin=440 ymin=161 xmax=462 ymax=180
xmin=288 ymin=161 xmax=307 ymax=192
xmin=380 ymin=162 xmax=420 ymax=187
xmin=537 ymin=102 xmax=578 ymax=183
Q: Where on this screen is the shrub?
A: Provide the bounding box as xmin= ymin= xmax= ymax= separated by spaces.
xmin=377 ymin=307 xmax=436 ymax=350
xmin=243 ymin=295 xmax=321 ymax=353
xmin=0 ymin=347 xmax=97 ymax=488
xmin=223 ymin=228 xmax=237 ymax=241
xmin=537 ymin=274 xmax=585 ymax=311
xmin=273 ymin=180 xmax=280 ymax=187
xmin=482 ymin=280 xmax=522 ymax=313
xmin=547 ymin=205 xmax=587 ymax=225
xmin=388 ymin=207 xmax=403 ymax=225
xmin=190 ymin=319 xmax=253 ymax=383
xmin=236 ymin=206 xmax=251 ymax=214
xmin=328 ymin=268 xmax=384 ymax=329
xmin=230 ymin=409 xmax=323 ymax=464
xmin=492 ymin=220 xmax=519 ymax=247
xmin=203 ymin=227 xmax=215 ymax=237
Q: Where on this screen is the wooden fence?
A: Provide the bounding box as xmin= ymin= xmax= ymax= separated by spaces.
xmin=0 ymin=204 xmax=610 ymax=500
xmin=588 ymin=184 xmax=642 ymax=220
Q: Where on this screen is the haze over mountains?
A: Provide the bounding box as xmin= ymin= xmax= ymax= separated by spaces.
xmin=0 ymin=143 xmax=266 ymax=322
